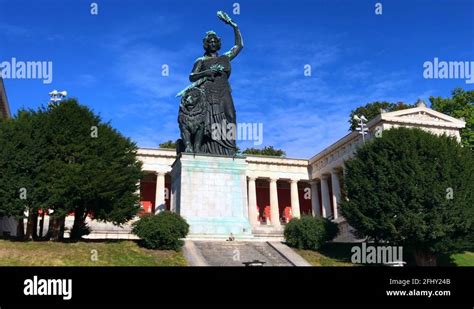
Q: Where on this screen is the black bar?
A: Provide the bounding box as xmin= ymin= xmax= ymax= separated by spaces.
xmin=0 ymin=267 xmax=472 ymax=306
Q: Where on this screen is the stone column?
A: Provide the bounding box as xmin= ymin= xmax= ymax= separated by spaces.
xmin=247 ymin=176 xmax=259 ymax=228
xmin=320 ymin=175 xmax=331 ymax=218
xmin=155 ymin=172 xmax=166 ymax=213
xmin=331 ymin=169 xmax=341 ymax=220
xmin=269 ymin=178 xmax=281 ymax=227
xmin=134 ymin=181 xmax=141 ymax=219
xmin=290 ymin=179 xmax=301 ymax=219
xmin=135 ymin=181 xmax=141 ymax=199
xmin=310 ymin=180 xmax=321 ymax=217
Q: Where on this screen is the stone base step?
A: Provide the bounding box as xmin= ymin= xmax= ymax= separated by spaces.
xmin=252 ymin=226 xmax=284 ymax=239
xmin=185 ymin=234 xmax=254 ymax=241
xmin=63 ymin=231 xmax=138 ymax=240
xmin=252 ymin=233 xmax=284 ymax=238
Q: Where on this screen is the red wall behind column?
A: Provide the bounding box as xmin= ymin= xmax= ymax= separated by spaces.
xmin=298 ymin=185 xmax=312 ymax=215
xmin=140 ymin=180 xmax=156 ymax=212
xmin=256 ymin=187 xmax=269 ymax=222
xmin=277 ymin=187 xmax=291 ymax=222
xmin=140 ymin=174 xmax=171 ymax=214
xmin=255 ymin=182 xmax=312 ymax=223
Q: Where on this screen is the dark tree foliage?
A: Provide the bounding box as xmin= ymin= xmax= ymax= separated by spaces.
xmin=349 ymin=101 xmax=413 ymax=131
xmin=45 ymin=100 xmax=144 ymax=240
xmin=340 ymin=128 xmax=474 ymax=266
xmin=430 ymin=88 xmax=474 ymax=150
xmin=242 ymin=146 xmax=286 ymax=157
xmin=0 ymin=99 xmax=143 ymax=240
xmin=159 ymin=140 xmax=177 ymax=149
xmin=0 ymin=110 xmax=51 ymax=239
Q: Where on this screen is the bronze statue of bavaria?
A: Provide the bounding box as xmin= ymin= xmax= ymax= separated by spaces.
xmin=177 ymin=11 xmax=243 ymax=156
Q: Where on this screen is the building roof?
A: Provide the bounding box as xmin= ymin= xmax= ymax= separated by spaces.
xmin=309 ymin=104 xmax=466 ymax=164
xmin=0 ymin=78 xmax=11 ymax=119
xmin=373 ymin=104 xmax=466 ymax=129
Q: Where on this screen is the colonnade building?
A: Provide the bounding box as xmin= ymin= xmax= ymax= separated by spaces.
xmin=137 ymin=101 xmax=465 ymax=238
xmin=0 ymin=92 xmax=466 ymax=238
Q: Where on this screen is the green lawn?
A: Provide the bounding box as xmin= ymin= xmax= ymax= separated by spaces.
xmin=0 ymin=239 xmax=187 ymax=266
xmin=295 ymin=243 xmax=356 ymax=266
xmin=437 ymin=251 xmax=474 ymax=266
xmin=295 ymin=243 xmax=474 ymax=266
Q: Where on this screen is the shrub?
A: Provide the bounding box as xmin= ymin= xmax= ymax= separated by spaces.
xmin=284 ymin=215 xmax=339 ymax=250
xmin=132 ymin=211 xmax=189 ymax=250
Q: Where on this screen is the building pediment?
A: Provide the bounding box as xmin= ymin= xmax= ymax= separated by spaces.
xmin=378 ymin=106 xmax=466 ymax=129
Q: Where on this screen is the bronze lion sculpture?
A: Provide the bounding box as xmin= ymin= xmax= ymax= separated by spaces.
xmin=178 ymin=87 xmax=209 ymax=153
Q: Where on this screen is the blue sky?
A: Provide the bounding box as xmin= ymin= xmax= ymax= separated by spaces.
xmin=0 ymin=0 xmax=473 ymax=158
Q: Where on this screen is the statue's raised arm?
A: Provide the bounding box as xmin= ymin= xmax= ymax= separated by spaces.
xmin=217 ymin=11 xmax=243 ymax=61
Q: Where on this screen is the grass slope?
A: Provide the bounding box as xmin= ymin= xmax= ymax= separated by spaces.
xmin=0 ymin=240 xmax=187 ymax=266
xmin=295 ymin=243 xmax=474 ymax=266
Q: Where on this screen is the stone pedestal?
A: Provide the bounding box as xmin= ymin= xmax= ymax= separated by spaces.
xmin=170 ymin=153 xmax=252 ymax=237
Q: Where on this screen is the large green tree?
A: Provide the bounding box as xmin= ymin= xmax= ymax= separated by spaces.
xmin=430 ymin=88 xmax=474 ymax=150
xmin=0 ymin=99 xmax=143 ymax=240
xmin=340 ymin=128 xmax=473 ymax=266
xmin=0 ymin=109 xmax=51 ymax=239
xmin=349 ymin=101 xmax=413 ymax=131
xmin=44 ymin=100 xmax=144 ymax=240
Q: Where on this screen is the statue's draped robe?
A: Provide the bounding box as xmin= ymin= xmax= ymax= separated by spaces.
xmin=192 ymin=55 xmax=237 ymax=156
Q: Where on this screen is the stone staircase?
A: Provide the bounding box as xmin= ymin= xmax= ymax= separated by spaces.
xmin=190 ymin=241 xmax=293 ymax=266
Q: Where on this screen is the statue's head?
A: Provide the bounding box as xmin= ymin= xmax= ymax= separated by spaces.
xmin=203 ymin=31 xmax=221 ymax=54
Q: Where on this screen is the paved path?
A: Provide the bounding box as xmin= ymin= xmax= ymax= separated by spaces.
xmin=185 ymin=241 xmax=305 ymax=266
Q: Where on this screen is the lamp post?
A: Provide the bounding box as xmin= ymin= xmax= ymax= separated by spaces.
xmin=48 ymin=90 xmax=67 ymax=107
xmin=353 ymin=114 xmax=368 ymax=143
